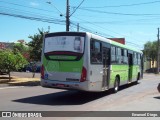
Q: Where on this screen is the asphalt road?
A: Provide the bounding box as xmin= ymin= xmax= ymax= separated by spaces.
xmin=0 ymin=73 xmax=159 ymax=119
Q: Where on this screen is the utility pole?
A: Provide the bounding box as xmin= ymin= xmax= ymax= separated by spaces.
xmin=77 ymin=23 xmax=79 ymax=32
xmin=48 ymin=26 xmax=50 ymax=32
xmin=66 ymin=0 xmax=70 ymax=31
xmin=157 ymin=28 xmax=160 ymax=74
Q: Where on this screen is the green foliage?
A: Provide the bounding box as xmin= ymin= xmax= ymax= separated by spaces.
xmin=13 ymin=43 xmax=29 ymax=54
xmin=13 ymin=43 xmax=30 ymax=62
xmin=0 ymin=49 xmax=28 ymax=74
xmin=143 ymin=41 xmax=157 ymax=61
xmin=28 ymin=28 xmax=48 ymax=61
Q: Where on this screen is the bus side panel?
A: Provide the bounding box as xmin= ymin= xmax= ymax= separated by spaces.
xmin=131 ymin=65 xmax=140 ymax=82
xmin=110 ymin=65 xmax=129 ymax=87
xmin=89 ymin=65 xmax=103 ymax=91
xmin=82 ymin=34 xmax=90 ymax=91
xmin=86 ymin=33 xmax=104 ymax=92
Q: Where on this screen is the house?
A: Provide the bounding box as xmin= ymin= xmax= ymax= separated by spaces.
xmin=0 ymin=42 xmax=14 ymax=49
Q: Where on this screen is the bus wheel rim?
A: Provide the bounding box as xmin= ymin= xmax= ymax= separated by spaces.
xmin=115 ymin=80 xmax=119 ymax=91
xmin=115 ymin=84 xmax=118 ymax=91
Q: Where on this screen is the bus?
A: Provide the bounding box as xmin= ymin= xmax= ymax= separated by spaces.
xmin=41 ymin=32 xmax=143 ymax=92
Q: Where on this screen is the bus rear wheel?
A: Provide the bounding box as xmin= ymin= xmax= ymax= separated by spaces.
xmin=114 ymin=77 xmax=120 ymax=93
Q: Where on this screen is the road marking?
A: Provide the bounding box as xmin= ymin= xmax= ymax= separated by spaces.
xmin=0 ymin=86 xmax=25 ymax=90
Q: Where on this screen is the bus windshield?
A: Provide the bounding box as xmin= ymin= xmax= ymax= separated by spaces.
xmin=44 ymin=36 xmax=84 ymax=54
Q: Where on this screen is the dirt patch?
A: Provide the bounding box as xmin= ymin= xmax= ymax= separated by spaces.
xmin=0 ymin=75 xmax=40 ymax=86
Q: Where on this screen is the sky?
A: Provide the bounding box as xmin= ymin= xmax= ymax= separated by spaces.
xmin=0 ymin=0 xmax=160 ymax=50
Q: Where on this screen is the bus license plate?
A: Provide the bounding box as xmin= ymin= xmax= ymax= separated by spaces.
xmin=56 ymin=84 xmax=65 ymax=87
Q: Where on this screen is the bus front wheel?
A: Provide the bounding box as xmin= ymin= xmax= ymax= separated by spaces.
xmin=114 ymin=77 xmax=120 ymax=93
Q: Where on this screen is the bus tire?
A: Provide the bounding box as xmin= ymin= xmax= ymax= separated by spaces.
xmin=114 ymin=76 xmax=120 ymax=93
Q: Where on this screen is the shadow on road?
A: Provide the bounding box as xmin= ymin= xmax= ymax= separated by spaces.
xmin=8 ymin=81 xmax=40 ymax=86
xmin=0 ymin=76 xmax=14 ymax=83
xmin=13 ymin=83 xmax=138 ymax=105
xmin=154 ymin=96 xmax=160 ymax=100
xmin=13 ymin=90 xmax=112 ymax=105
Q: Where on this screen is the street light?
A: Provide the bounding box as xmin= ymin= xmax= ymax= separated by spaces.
xmin=46 ymin=1 xmax=69 ymax=31
xmin=46 ymin=1 xmax=64 ymax=17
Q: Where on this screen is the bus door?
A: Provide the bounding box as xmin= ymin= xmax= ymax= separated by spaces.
xmin=128 ymin=53 xmax=133 ymax=82
xmin=102 ymin=45 xmax=110 ymax=89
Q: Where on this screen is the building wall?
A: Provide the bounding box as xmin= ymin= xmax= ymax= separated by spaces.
xmin=144 ymin=60 xmax=157 ymax=72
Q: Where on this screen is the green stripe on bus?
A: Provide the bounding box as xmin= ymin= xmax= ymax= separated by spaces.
xmin=110 ymin=65 xmax=140 ymax=84
xmin=43 ymin=56 xmax=83 ymax=73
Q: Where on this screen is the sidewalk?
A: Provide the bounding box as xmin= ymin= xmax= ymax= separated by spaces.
xmin=0 ymin=72 xmax=40 ymax=87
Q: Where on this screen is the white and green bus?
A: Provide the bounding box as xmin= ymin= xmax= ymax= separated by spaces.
xmin=41 ymin=32 xmax=143 ymax=92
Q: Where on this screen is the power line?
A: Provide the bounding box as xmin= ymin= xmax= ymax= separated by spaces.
xmin=0 ymin=0 xmax=145 ymax=48
xmin=71 ymin=22 xmax=114 ymax=37
xmin=70 ymin=0 xmax=85 ymax=17
xmin=78 ymin=8 xmax=160 ymax=16
xmin=72 ymin=16 xmax=124 ymax=37
xmin=0 ymin=3 xmax=143 ymax=47
xmin=71 ymin=22 xmax=143 ymax=49
xmin=71 ymin=16 xmax=144 ymax=48
xmin=0 ymin=6 xmax=62 ymax=20
xmin=72 ymin=17 xmax=160 ymax=25
xmin=0 ymin=11 xmax=143 ymax=49
xmin=0 ymin=12 xmax=65 ymax=25
xmin=78 ymin=0 xmax=160 ymax=8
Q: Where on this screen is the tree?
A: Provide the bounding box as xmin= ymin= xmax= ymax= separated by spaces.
xmin=143 ymin=41 xmax=157 ymax=64
xmin=0 ymin=49 xmax=28 ymax=81
xmin=143 ymin=41 xmax=157 ymax=72
xmin=28 ymin=28 xmax=49 ymax=61
xmin=13 ymin=43 xmax=30 ymax=61
xmin=13 ymin=43 xmax=28 ymax=54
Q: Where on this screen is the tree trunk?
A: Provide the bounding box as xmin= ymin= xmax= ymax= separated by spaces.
xmin=9 ymin=71 xmax=11 ymax=81
xmin=32 ymin=72 xmax=35 ymax=78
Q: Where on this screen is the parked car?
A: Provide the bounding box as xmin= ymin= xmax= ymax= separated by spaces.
xmin=18 ymin=62 xmax=41 ymax=73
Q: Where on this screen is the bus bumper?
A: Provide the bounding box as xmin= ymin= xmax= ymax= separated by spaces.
xmin=41 ymin=79 xmax=89 ymax=91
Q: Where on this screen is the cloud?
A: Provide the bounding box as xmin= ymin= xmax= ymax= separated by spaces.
xmin=30 ymin=2 xmax=39 ymax=7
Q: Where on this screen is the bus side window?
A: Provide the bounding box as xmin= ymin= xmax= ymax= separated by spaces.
xmin=90 ymin=40 xmax=102 ymax=64
xmin=123 ymin=49 xmax=128 ymax=64
xmin=111 ymin=46 xmax=116 ymax=63
xmin=121 ymin=49 xmax=124 ymax=64
xmin=133 ymin=52 xmax=138 ymax=65
xmin=117 ymin=47 xmax=122 ymax=64
xmin=138 ymin=54 xmax=141 ymax=65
